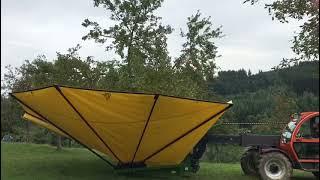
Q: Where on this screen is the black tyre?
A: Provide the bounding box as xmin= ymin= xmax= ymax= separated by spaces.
xmin=240 ymin=149 xmax=259 ymax=176
xmin=312 ymin=172 xmax=319 ymax=178
xmin=258 ymin=152 xmax=292 ymax=180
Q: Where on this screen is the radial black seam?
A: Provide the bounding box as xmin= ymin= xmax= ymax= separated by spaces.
xmin=143 ymin=104 xmax=233 ymax=162
xmin=130 ymin=94 xmax=159 ymax=167
xmin=53 ymin=85 xmax=123 ymax=163
xmin=9 ymin=93 xmax=116 ymax=168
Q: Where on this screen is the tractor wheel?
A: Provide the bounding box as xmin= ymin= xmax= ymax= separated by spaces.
xmin=240 ymin=149 xmax=259 ymax=176
xmin=258 ymin=152 xmax=292 ymax=180
xmin=312 ymin=172 xmax=319 ymax=178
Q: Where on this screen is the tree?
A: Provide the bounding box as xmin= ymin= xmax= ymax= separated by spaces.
xmin=81 ymin=1 xmax=225 ymax=99
xmin=297 ymin=91 xmax=319 ymax=111
xmin=1 ymin=95 xmax=25 ymax=139
xmin=82 ymin=0 xmax=172 ymax=89
xmin=2 ymin=46 xmax=94 ymax=150
xmin=174 ymin=10 xmax=223 ymax=98
xmin=244 ymin=0 xmax=319 ymax=67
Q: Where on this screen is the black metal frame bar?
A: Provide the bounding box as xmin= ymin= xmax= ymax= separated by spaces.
xmin=53 ymin=85 xmax=122 ymax=163
xmin=12 ymin=85 xmax=230 ymax=105
xmin=9 ymin=93 xmax=116 ymax=168
xmin=206 ymin=134 xmax=280 ymax=147
xmin=206 ymin=134 xmax=242 ymax=145
xmin=142 ymin=104 xmax=233 ymax=162
xmin=130 ymin=94 xmax=159 ymax=166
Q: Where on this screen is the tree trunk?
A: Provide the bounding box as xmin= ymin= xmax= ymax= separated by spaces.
xmin=126 ymin=24 xmax=138 ymax=90
xmin=56 ymin=135 xmax=62 ymax=151
xmin=26 ymin=121 xmax=30 ymax=143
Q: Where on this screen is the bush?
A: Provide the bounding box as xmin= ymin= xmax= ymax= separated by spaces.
xmin=202 ymin=144 xmax=244 ymax=163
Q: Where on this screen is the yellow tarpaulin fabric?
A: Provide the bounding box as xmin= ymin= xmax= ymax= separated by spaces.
xmin=23 ymin=113 xmax=69 ymax=138
xmin=11 ymin=85 xmax=232 ymax=167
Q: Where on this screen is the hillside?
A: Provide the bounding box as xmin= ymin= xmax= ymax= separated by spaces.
xmin=208 ymin=61 xmax=319 ymax=135
xmin=210 ymin=61 xmax=319 ymax=96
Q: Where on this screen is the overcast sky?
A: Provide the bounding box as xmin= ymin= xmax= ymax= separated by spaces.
xmin=1 ymin=0 xmax=302 ymax=78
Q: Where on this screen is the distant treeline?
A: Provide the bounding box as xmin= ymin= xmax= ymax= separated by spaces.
xmin=210 ymin=61 xmax=319 ymax=96
xmin=209 ymin=61 xmax=319 ymax=135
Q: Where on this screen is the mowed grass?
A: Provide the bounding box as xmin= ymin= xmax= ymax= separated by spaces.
xmin=1 ymin=142 xmax=315 ymax=180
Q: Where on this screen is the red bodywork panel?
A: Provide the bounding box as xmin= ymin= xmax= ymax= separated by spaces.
xmin=279 ymin=112 xmax=319 ymax=166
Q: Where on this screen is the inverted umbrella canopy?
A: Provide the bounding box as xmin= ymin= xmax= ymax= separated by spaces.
xmin=11 ymin=85 xmax=232 ymax=168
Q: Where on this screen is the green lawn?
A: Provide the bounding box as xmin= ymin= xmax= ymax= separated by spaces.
xmin=1 ymin=142 xmax=315 ymax=180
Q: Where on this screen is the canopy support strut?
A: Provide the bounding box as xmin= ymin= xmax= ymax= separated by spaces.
xmin=130 ymin=94 xmax=159 ymax=167
xmin=54 ymin=85 xmax=122 ymax=164
xmin=142 ymin=104 xmax=233 ymax=162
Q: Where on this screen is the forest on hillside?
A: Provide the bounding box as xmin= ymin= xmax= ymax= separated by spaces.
xmin=1 ymin=0 xmax=319 ymax=162
xmin=210 ymin=61 xmax=319 ymax=135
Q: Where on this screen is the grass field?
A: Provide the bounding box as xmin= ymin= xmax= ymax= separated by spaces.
xmin=1 ymin=142 xmax=315 ymax=180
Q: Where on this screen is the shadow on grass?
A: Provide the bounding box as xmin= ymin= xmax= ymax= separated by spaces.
xmin=291 ymin=176 xmax=316 ymax=180
xmin=115 ymin=168 xmax=195 ymax=180
xmin=29 ymin=158 xmax=185 ymax=180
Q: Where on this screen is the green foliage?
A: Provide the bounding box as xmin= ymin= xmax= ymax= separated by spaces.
xmin=276 ymin=61 xmax=319 ymax=95
xmin=208 ymin=61 xmax=319 ymax=136
xmin=209 ymin=69 xmax=273 ymax=95
xmin=1 ymin=46 xmax=115 ymax=148
xmin=175 ymin=11 xmax=223 ymax=98
xmin=175 ymin=10 xmax=222 ymax=78
xmin=296 ymin=91 xmax=319 ymax=111
xmin=82 ymin=0 xmax=173 ymax=88
xmin=210 ymin=61 xmax=319 ymax=96
xmin=204 ymin=144 xmax=243 ymax=163
xmin=244 ymin=0 xmax=319 ymax=67
xmin=1 ymin=96 xmax=25 ymax=138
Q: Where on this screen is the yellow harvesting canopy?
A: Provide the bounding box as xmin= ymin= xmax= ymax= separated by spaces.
xmin=11 ymin=85 xmax=232 ymax=167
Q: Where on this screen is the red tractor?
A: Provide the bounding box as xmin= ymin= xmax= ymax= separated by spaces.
xmin=207 ymin=112 xmax=319 ymax=179
xmin=240 ymin=112 xmax=319 ymax=179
